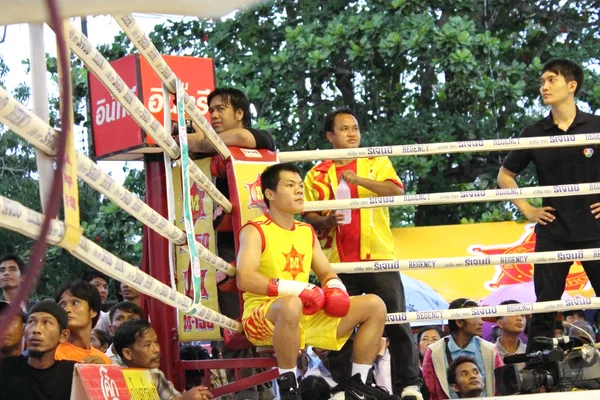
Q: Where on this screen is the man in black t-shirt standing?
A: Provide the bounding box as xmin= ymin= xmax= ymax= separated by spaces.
xmin=187 ymin=88 xmax=276 ymax=400
xmin=0 ymin=299 xmax=76 ymax=400
xmin=497 ymin=59 xmax=600 ymax=352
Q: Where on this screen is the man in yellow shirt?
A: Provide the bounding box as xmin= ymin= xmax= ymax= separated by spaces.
xmin=237 ymin=163 xmax=389 ymax=400
xmin=54 ymin=279 xmax=110 ymax=364
xmin=303 ymin=109 xmax=422 ymax=399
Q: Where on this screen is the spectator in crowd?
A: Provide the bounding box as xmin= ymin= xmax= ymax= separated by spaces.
xmin=566 ymin=320 xmax=596 ymax=344
xmin=563 ymin=310 xmax=586 ymax=324
xmin=593 ymin=310 xmax=600 ymax=341
xmin=554 ymin=321 xmax=565 ymax=338
xmin=422 ymin=298 xmax=503 ymax=399
xmin=416 ymin=326 xmax=444 ymax=365
xmin=299 ymin=376 xmax=332 ymax=400
xmin=83 ymin=270 xmax=110 ymax=333
xmin=374 ymin=336 xmax=393 ymax=393
xmin=54 ymin=279 xmax=110 ymax=364
xmin=0 ymin=254 xmax=36 ymax=311
xmin=208 ymin=341 xmax=231 ymax=398
xmin=187 ymin=87 xmax=277 ymax=400
xmin=114 ymin=319 xmax=213 ymax=400
xmin=180 ymin=344 xmax=211 ymax=392
xmin=303 ymin=108 xmax=421 ymax=399
xmin=495 ymin=300 xmax=527 ymax=369
xmin=0 ymin=300 xmax=76 ymax=400
xmin=0 ymin=301 xmax=25 ymax=356
xmin=297 ymin=348 xmax=312 ymax=378
xmin=446 ymin=356 xmax=485 ymax=399
xmin=305 ymin=347 xmax=336 ymax=389
xmin=91 ymin=328 xmax=111 ymax=353
xmin=119 ymin=281 xmax=142 ymax=307
xmin=106 ymin=301 xmax=143 ymax=360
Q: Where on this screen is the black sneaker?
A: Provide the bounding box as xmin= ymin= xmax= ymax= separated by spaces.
xmin=345 ymin=373 xmax=391 ymax=400
xmin=277 ymin=371 xmax=300 ymax=400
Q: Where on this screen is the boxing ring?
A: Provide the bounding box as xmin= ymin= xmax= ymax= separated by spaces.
xmin=1 ymin=0 xmax=600 ymax=398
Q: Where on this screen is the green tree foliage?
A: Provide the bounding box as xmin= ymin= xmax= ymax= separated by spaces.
xmin=146 ymin=0 xmax=599 ymax=226
xmin=0 ymin=51 xmax=144 ymax=299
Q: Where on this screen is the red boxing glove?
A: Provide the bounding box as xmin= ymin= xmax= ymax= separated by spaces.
xmin=323 ymin=278 xmax=351 ymax=318
xmin=267 ymin=278 xmax=325 ymax=315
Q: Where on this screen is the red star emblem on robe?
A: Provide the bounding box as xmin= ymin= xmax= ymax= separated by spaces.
xmin=470 ymin=224 xmax=588 ymax=291
xmin=282 ymin=245 xmax=305 ymax=280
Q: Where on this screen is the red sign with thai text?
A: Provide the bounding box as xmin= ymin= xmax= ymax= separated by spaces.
xmin=71 ymin=364 xmax=131 ymax=400
xmin=89 ymin=55 xmax=215 ymax=160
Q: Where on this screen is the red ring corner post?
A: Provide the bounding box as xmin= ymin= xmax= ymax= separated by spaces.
xmin=144 ymin=154 xmax=180 ymax=383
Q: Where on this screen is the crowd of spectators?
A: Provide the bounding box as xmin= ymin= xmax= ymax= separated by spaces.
xmin=9 ymin=250 xmax=600 ymax=400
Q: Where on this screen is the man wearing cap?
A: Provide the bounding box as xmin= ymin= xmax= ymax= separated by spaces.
xmin=0 ymin=299 xmax=76 ymax=400
xmin=0 ymin=301 xmax=25 ymax=356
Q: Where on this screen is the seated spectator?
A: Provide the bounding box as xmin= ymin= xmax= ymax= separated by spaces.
xmin=554 ymin=321 xmax=565 ymax=338
xmin=447 ymin=356 xmax=485 ymax=398
xmin=180 ymin=344 xmax=210 ymax=391
xmin=208 ymin=341 xmax=230 ymax=394
xmin=489 ymin=325 xmax=501 ymax=343
xmin=422 ymin=298 xmax=503 ymax=399
xmin=0 ymin=301 xmax=25 ymax=357
xmin=297 ymin=348 xmax=311 ymax=378
xmin=106 ymin=301 xmax=143 ymax=361
xmin=114 ymin=319 xmax=213 ymax=400
xmin=374 ymin=336 xmax=393 ymax=393
xmin=54 ymin=279 xmax=110 ymax=364
xmin=0 ymin=254 xmax=36 ymax=312
xmin=0 ymin=300 xmax=76 ymax=400
xmin=305 ymin=347 xmax=336 ymax=389
xmin=299 ymin=375 xmax=331 ymax=400
xmin=495 ymin=300 xmax=527 ymax=369
xmin=563 ymin=310 xmax=585 ymax=324
xmin=91 ymin=329 xmax=111 ymax=353
xmin=416 ymin=326 xmax=443 ymax=365
xmin=567 ymin=321 xmax=596 ymax=344
xmin=594 ymin=310 xmax=600 ymax=341
xmin=119 ymin=281 xmax=142 ymax=307
xmin=83 ymin=270 xmax=110 ymax=333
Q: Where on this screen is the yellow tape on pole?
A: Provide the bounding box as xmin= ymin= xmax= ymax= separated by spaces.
xmin=56 ymin=21 xmax=83 ymax=251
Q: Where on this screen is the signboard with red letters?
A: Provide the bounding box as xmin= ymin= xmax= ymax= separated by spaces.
xmin=71 ymin=364 xmax=159 ymax=400
xmin=71 ymin=364 xmax=131 ymax=400
xmin=89 ymin=54 xmax=215 ymax=160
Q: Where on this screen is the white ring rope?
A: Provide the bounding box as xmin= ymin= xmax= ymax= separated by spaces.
xmin=278 ymin=133 xmax=600 ymax=162
xmin=0 ymin=195 xmax=243 ymax=331
xmin=0 ymin=85 xmax=235 ymax=276
xmin=332 ymin=248 xmax=600 ymax=274
xmin=386 ymin=297 xmax=599 ymax=325
xmin=64 ymin=21 xmax=232 ymax=213
xmin=0 ymin=0 xmax=262 ymax=26
xmin=114 ymin=13 xmax=231 ymax=160
xmin=303 ymin=182 xmax=600 ymax=212
xmin=4 ymin=8 xmax=599 ymax=348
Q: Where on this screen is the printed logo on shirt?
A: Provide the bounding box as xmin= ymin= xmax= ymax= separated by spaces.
xmin=584 ymin=148 xmax=594 ymax=158
xmin=283 ymin=245 xmax=305 ymax=279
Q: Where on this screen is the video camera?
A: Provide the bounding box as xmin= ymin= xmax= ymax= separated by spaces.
xmin=495 ymin=336 xmax=600 ymax=394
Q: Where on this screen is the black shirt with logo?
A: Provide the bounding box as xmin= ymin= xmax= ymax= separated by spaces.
xmin=503 ymin=109 xmax=600 ymax=242
xmin=0 ymin=356 xmax=76 ymax=400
